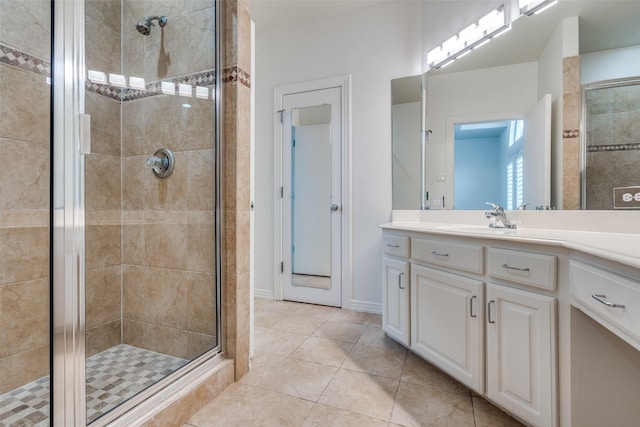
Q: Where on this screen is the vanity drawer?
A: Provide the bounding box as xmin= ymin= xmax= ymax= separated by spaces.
xmin=412 ymin=238 xmax=483 ymax=274
xmin=570 ymin=260 xmax=640 ymax=351
xmin=488 ymin=247 xmax=557 ymax=291
xmin=383 ymin=235 xmax=410 ymax=258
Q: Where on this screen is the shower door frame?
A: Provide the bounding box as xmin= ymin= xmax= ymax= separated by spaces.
xmin=51 ymin=1 xmax=225 ymax=425
xmin=52 ymin=0 xmax=88 ymax=424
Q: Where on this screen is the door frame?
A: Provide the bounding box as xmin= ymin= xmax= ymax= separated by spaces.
xmin=274 ymin=75 xmax=352 ymax=308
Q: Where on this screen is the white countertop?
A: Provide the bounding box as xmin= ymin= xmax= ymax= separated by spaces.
xmin=381 ymin=221 xmax=640 ymax=270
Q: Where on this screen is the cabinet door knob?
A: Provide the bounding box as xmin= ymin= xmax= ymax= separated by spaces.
xmin=470 ymin=295 xmax=477 ymax=318
xmin=488 ymin=300 xmax=496 ymax=324
xmin=431 ymin=251 xmax=449 ymax=257
xmin=501 ymin=263 xmax=530 ymax=272
xmin=592 ymin=294 xmax=625 ymax=309
xmin=398 ymin=272 xmax=405 ymax=290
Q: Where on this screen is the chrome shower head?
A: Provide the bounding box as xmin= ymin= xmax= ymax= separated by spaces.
xmin=136 ymin=15 xmax=167 ymax=36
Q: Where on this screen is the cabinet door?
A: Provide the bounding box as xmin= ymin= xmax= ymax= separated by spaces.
xmin=411 ymin=264 xmax=484 ymax=393
xmin=382 ymin=257 xmax=410 ymax=346
xmin=486 ymin=283 xmax=557 ymax=427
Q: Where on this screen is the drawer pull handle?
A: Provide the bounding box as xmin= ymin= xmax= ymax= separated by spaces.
xmin=398 ymin=272 xmax=405 ymax=290
xmin=387 ymin=244 xmax=400 ymax=248
xmin=488 ymin=300 xmax=496 ymax=324
xmin=501 ymin=263 xmax=530 ymax=272
xmin=592 ymin=294 xmax=625 ymax=309
xmin=431 ymin=251 xmax=449 ymax=257
xmin=470 ymin=295 xmax=477 ymax=318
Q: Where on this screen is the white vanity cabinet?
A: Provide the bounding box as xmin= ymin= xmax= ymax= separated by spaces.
xmin=382 ymin=235 xmax=411 ymax=346
xmin=486 ymin=282 xmax=557 ymax=427
xmin=411 ymin=264 xmax=484 ymax=393
xmin=381 ymin=229 xmax=559 ymax=427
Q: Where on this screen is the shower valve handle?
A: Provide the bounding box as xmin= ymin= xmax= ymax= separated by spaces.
xmin=146 ymin=155 xmax=165 ymax=168
xmin=146 ymin=148 xmax=175 ymax=178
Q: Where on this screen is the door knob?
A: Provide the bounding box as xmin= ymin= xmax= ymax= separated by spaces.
xmin=330 ymin=204 xmax=340 ymax=212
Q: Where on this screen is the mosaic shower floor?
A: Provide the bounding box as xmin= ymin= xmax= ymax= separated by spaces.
xmin=0 ymin=344 xmax=187 ymax=426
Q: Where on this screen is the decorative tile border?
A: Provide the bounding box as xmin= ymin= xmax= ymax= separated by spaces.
xmin=0 ymin=43 xmax=251 ymax=97
xmin=85 ymin=81 xmax=123 ymax=101
xmin=86 ymin=69 xmax=218 ymax=102
xmin=587 ymin=142 xmax=640 ymax=153
xmin=0 ymin=43 xmax=50 ymax=77
xmin=563 ymin=129 xmax=580 ymax=138
xmin=222 ymin=65 xmax=251 ymax=88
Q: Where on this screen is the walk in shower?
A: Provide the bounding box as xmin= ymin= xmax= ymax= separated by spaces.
xmin=582 ymin=77 xmax=640 ymax=209
xmin=0 ymin=1 xmax=222 ymax=425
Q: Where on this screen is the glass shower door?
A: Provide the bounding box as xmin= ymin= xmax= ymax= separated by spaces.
xmin=83 ymin=0 xmax=219 ymax=423
xmin=0 ymin=1 xmax=52 ymax=426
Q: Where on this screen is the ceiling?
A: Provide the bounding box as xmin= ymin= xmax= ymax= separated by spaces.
xmin=248 ymin=0 xmax=640 ymax=74
xmin=455 ymin=121 xmax=510 ymax=140
xmin=248 ymin=0 xmax=388 ymax=31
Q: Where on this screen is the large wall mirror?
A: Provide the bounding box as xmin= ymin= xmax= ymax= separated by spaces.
xmin=391 ymin=75 xmax=425 ymax=209
xmin=390 ymin=0 xmax=640 ymax=210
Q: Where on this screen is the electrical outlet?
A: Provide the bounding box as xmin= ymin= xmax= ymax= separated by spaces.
xmin=431 ymin=195 xmax=445 ymax=209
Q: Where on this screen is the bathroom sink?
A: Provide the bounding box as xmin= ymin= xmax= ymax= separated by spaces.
xmin=437 ymin=225 xmax=519 ymax=236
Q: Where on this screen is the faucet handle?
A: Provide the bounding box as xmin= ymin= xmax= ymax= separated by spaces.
xmin=516 ymin=203 xmax=529 ymax=210
xmin=485 ymin=202 xmax=503 ymax=212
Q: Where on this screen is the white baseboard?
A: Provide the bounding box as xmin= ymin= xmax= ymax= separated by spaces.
xmin=254 ymin=289 xmax=275 ymax=300
xmin=349 ymin=300 xmax=382 ymax=314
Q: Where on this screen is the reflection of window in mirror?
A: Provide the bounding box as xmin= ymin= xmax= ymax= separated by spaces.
xmin=454 ymin=119 xmax=523 ymax=210
xmin=506 ymin=120 xmax=524 ymax=210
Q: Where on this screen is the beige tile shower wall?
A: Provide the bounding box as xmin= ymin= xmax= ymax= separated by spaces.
xmin=562 ymin=56 xmax=581 ymax=210
xmin=223 ymin=0 xmax=252 ymax=380
xmin=84 ymin=1 xmax=124 ymax=358
xmin=122 ymin=0 xmax=215 ymax=82
xmin=0 ymin=0 xmax=51 ymax=393
xmin=585 ymin=85 xmax=640 ymax=209
xmin=120 ymin=53 xmax=217 ymax=358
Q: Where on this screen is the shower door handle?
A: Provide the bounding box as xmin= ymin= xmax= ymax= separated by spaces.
xmin=330 ymin=204 xmax=340 ymax=212
xmin=80 ymin=114 xmax=91 ymax=154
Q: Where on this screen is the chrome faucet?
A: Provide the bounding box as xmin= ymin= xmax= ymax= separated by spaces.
xmin=485 ymin=202 xmax=517 ymax=229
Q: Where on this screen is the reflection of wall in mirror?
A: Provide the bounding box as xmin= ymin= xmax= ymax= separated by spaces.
xmin=453 ymin=121 xmax=513 ymax=210
xmin=427 ymin=62 xmax=537 ymax=209
xmin=392 ymin=102 xmax=421 ymax=209
xmin=292 ymin=123 xmax=332 ymax=276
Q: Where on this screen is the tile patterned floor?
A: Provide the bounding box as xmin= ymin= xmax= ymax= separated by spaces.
xmin=86 ymin=344 xmax=188 ymax=422
xmin=0 ymin=377 xmax=49 ymax=427
xmin=0 ymin=344 xmax=187 ymax=426
xmin=186 ymin=300 xmax=524 ymax=427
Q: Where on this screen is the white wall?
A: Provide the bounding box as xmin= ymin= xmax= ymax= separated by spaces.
xmin=253 ymin=1 xmax=422 ymax=309
xmin=581 ymin=45 xmax=640 ymax=83
xmin=426 ymin=62 xmax=539 ymax=209
xmin=537 ymin=17 xmax=578 ymax=210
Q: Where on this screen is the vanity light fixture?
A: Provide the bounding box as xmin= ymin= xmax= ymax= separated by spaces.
xmin=519 ymin=0 xmax=558 ymax=16
xmin=426 ymin=5 xmax=509 ymax=70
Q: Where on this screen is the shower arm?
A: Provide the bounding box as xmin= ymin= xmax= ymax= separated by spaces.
xmin=146 ymin=16 xmax=167 ymax=27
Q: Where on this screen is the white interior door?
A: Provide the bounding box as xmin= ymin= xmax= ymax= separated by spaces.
xmin=523 ymin=94 xmax=551 ymax=208
xmin=281 ymin=87 xmax=342 ymax=307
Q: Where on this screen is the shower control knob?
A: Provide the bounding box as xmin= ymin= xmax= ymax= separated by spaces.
xmin=146 ymin=148 xmax=175 ymax=178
